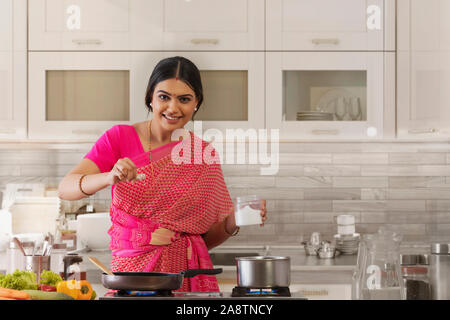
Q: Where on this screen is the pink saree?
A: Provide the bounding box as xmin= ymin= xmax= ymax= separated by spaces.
xmin=107 ymin=131 xmax=233 ymax=292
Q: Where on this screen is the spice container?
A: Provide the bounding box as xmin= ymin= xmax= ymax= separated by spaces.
xmin=401 ymin=254 xmax=431 ymax=300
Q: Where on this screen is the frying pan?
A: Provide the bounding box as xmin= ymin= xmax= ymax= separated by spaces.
xmin=101 ymin=268 xmax=223 ymax=291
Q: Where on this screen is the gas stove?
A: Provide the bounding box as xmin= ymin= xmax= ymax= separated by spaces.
xmin=99 ymin=289 xmax=306 ymax=300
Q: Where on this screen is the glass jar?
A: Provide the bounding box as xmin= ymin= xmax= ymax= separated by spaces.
xmin=234 ymin=195 xmax=263 ymax=226
xmin=356 ymin=227 xmax=406 ymax=300
xmin=401 ymin=254 xmax=430 ymax=300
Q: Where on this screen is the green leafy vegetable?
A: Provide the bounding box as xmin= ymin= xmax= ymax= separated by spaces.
xmin=39 ymin=270 xmax=63 ymax=286
xmin=0 ymin=270 xmax=38 ymax=290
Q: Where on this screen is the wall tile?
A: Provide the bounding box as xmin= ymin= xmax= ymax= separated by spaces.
xmin=279 ymin=153 xmax=332 ymax=164
xmin=333 ymin=177 xmax=388 ymax=188
xmin=389 ymin=176 xmax=449 ymax=188
xmin=304 ymin=165 xmax=360 ymax=177
xmin=276 ymin=176 xmax=332 ymax=188
xmin=333 ymin=153 xmax=388 ymax=164
xmin=389 ymin=153 xmax=446 ymax=165
xmin=388 ymin=188 xmax=450 ymax=200
xmin=361 ymin=188 xmax=388 ymax=200
xmin=303 ymin=188 xmax=360 ymax=200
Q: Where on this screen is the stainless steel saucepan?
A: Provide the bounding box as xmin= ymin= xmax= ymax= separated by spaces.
xmin=235 ymin=256 xmax=290 ymax=288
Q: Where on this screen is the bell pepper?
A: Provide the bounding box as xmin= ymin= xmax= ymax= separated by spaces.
xmin=56 ymin=280 xmax=93 ymax=300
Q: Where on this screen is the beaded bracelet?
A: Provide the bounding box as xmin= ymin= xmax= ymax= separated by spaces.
xmin=79 ymin=174 xmax=93 ymax=196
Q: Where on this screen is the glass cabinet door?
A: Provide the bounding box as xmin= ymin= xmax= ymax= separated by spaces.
xmin=168 ymin=52 xmax=264 ymax=134
xmin=266 ymin=52 xmax=384 ymax=140
xmin=28 ymin=52 xmax=156 ymax=140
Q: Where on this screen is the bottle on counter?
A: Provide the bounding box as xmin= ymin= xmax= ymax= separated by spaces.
xmin=429 ymin=243 xmax=450 ymax=300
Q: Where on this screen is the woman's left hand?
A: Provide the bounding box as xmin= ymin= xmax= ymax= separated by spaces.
xmin=260 ymin=200 xmax=267 ymax=227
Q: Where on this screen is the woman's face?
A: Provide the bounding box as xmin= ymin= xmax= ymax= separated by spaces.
xmin=151 ymin=78 xmax=198 ymax=133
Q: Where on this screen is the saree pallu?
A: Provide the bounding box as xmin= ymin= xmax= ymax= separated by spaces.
xmin=108 ymin=132 xmax=233 ymax=292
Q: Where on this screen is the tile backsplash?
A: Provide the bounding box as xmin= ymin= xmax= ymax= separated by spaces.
xmin=1 ymin=141 xmax=450 ymax=246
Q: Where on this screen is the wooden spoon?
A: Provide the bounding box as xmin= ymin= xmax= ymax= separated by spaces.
xmin=13 ymin=237 xmax=26 ymax=256
xmin=88 ymin=256 xmax=114 ymax=275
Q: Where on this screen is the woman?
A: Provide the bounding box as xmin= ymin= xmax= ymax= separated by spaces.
xmin=58 ymin=56 xmax=267 ymax=292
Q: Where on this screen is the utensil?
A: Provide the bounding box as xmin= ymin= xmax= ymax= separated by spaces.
xmin=44 ymin=244 xmax=52 ymax=256
xmin=13 ymin=237 xmax=26 ymax=256
xmin=41 ymin=240 xmax=48 ymax=256
xmin=89 ymin=256 xmax=114 ymax=276
xmin=235 ymin=256 xmax=290 ymax=288
xmin=101 ymin=268 xmax=223 ymax=291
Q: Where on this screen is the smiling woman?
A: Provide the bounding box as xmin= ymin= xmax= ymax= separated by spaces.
xmin=57 ymin=56 xmax=268 ymax=294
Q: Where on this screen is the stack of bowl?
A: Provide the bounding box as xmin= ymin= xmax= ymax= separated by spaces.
xmin=334 ymin=233 xmax=360 ymax=255
xmin=334 ymin=215 xmax=359 ymax=255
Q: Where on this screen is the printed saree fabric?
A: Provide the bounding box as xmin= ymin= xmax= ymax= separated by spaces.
xmin=108 ymin=131 xmax=233 ymax=292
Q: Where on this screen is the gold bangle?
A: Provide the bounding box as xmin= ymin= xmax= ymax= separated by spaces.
xmin=79 ymin=174 xmax=93 ymax=196
xmin=225 ymin=224 xmax=240 ymax=237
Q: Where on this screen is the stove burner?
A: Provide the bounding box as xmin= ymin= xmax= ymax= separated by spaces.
xmin=231 ymin=286 xmax=291 ymax=297
xmin=116 ymin=289 xmax=174 ymax=297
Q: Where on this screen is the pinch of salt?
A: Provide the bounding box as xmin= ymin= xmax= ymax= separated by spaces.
xmin=136 ymin=174 xmax=146 ymax=181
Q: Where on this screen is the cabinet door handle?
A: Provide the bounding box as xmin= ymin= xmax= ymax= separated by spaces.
xmin=72 ymin=39 xmax=103 ymax=45
xmin=311 ymin=129 xmax=340 ymax=135
xmin=311 ymin=38 xmax=340 ymax=45
xmin=72 ymin=129 xmax=102 ymax=135
xmin=0 ymin=128 xmax=16 ymax=134
xmin=190 ymin=38 xmax=219 ymax=45
xmin=408 ymin=128 xmax=438 ymax=134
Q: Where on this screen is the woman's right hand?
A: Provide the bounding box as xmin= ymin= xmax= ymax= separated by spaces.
xmin=106 ymin=157 xmax=138 ymax=185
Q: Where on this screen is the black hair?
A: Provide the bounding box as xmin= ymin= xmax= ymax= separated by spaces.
xmin=144 ymin=56 xmax=203 ymax=119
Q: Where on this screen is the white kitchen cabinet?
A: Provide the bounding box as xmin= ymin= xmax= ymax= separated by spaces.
xmin=397 ymin=0 xmax=450 ymax=138
xmin=266 ymin=52 xmax=385 ymax=140
xmin=28 ymin=51 xmax=264 ymax=140
xmin=162 ymin=0 xmax=264 ymax=51
xmin=28 ymin=0 xmax=264 ymax=51
xmin=266 ymin=0 xmax=393 ymax=51
xmin=0 ymin=0 xmax=27 ymax=140
xmin=28 ymin=0 xmax=163 ymax=51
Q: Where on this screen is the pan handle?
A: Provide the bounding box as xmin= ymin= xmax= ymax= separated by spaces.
xmin=182 ymin=268 xmax=223 ymax=278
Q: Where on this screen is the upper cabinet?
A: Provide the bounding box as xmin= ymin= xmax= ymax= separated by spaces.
xmin=266 ymin=51 xmax=386 ymax=140
xmin=266 ymin=0 xmax=395 ymax=51
xmin=28 ymin=0 xmax=264 ymax=51
xmin=28 ymin=0 xmax=164 ymax=51
xmin=0 ymin=0 xmax=27 ymax=140
xmin=397 ymin=0 xmax=450 ymax=138
xmin=28 ymin=51 xmax=264 ymax=140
